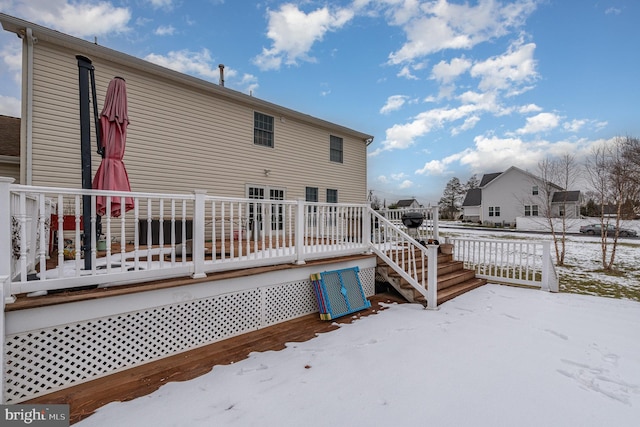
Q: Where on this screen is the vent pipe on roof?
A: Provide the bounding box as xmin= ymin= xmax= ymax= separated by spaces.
xmin=218 ymin=64 xmax=225 ymax=86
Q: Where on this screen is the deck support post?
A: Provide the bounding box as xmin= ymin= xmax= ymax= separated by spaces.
xmin=432 ymin=206 xmax=439 ymax=242
xmin=192 ymin=189 xmax=207 ymax=278
xmin=294 ymin=198 xmax=306 ymax=265
xmin=426 ymin=244 xmax=438 ymax=310
xmin=542 ymin=241 xmax=556 ymax=292
xmin=0 ymin=178 xmax=13 ymax=285
xmin=362 ymin=204 xmax=372 ymax=253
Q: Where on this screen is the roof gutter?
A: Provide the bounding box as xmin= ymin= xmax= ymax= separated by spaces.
xmin=16 ymin=27 xmax=36 ymax=185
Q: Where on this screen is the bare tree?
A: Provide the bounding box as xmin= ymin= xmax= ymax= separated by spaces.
xmin=585 ymin=136 xmax=639 ymax=270
xmin=536 ymin=154 xmax=579 ymax=266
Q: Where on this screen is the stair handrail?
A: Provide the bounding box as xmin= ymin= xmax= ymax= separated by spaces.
xmin=369 ymin=208 xmax=435 ymax=307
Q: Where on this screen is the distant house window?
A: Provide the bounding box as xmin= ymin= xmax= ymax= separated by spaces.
xmin=305 ymin=187 xmax=318 ymax=202
xmin=489 ymin=206 xmax=500 ymax=217
xmin=330 ymin=135 xmax=343 ymax=163
xmin=525 ymin=205 xmax=539 ymax=216
xmin=559 ymin=206 xmax=565 ymax=217
xmin=327 ymin=189 xmax=338 ymax=203
xmin=254 ymin=112 xmax=274 ymax=147
xmin=532 ymin=185 xmax=539 ymax=195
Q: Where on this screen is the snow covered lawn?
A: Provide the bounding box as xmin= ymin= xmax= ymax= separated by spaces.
xmin=77 ymin=284 xmax=640 ymax=426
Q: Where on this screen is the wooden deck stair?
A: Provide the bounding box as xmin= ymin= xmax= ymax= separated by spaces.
xmin=376 ymin=247 xmax=487 ymax=306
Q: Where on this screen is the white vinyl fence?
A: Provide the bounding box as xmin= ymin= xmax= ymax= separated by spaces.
xmin=450 ymin=237 xmax=558 ymax=292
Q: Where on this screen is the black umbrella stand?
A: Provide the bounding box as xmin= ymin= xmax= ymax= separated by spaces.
xmin=76 ymin=55 xmax=102 ymax=271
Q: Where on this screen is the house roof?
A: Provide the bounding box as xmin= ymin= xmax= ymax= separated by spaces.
xmin=0 ymin=13 xmax=374 ymax=145
xmin=0 ymin=115 xmax=20 ymax=157
xmin=462 ymin=188 xmax=482 ymax=207
xmin=480 ymin=166 xmax=564 ymax=191
xmin=396 ymin=198 xmax=418 ymax=207
xmin=552 ymin=191 xmax=581 ymax=203
xmin=479 ymin=172 xmax=502 ymax=187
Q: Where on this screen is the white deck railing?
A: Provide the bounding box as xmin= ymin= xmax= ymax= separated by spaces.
xmin=370 ymin=209 xmax=438 ymax=308
xmin=449 ymin=237 xmax=558 ymax=292
xmin=0 ymin=178 xmax=558 ymax=302
xmin=0 ymin=179 xmax=372 ymax=299
xmin=377 ymin=207 xmax=439 ymax=242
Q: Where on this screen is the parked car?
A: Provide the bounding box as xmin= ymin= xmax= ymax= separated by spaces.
xmin=579 ymin=224 xmax=638 ymax=237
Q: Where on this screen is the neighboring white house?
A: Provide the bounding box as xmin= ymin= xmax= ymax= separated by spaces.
xmin=462 ymin=166 xmax=582 ymax=225
xmin=395 ymin=198 xmax=421 ymax=209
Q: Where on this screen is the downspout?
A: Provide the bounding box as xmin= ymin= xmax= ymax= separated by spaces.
xmin=20 ymin=27 xmax=36 ymax=185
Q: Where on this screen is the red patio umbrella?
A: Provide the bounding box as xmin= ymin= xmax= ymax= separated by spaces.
xmin=93 ymin=77 xmax=134 ymax=217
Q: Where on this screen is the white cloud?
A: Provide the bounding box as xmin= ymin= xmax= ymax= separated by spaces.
xmin=397 ymin=65 xmax=419 ymax=80
xmin=415 ymin=160 xmax=447 ymax=176
xmin=451 ymin=115 xmax=480 ymax=135
xmin=145 ymin=49 xmax=225 ymax=80
xmin=253 ymin=4 xmax=354 ymax=70
xmin=377 ymin=175 xmax=390 ymax=184
xmin=563 ymin=119 xmax=587 ymax=133
xmin=431 ymin=57 xmax=472 ymax=84
xmin=387 ymin=0 xmax=537 ymax=64
xmin=390 ymin=172 xmax=408 ymax=181
xmin=459 ymin=134 xmax=541 ymax=171
xmin=398 ymin=179 xmax=414 ymax=189
xmin=380 ymin=95 xmax=409 ymax=114
xmin=146 ymin=0 xmax=175 ymax=8
xmin=239 ymin=73 xmax=259 ymax=94
xmin=0 ymin=95 xmax=21 ymax=117
xmin=517 ymin=112 xmax=561 ymax=134
xmin=376 ymin=100 xmax=494 ymax=154
xmin=518 ymin=103 xmax=542 ymax=114
xmin=470 ymin=39 xmax=538 ymax=93
xmin=1 ymin=39 xmax=22 ymax=85
xmin=6 ymin=0 xmax=131 ymax=37
xmin=154 ymin=25 xmax=176 ymax=36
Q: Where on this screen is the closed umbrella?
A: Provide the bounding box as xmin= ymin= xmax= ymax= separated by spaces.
xmin=93 ymin=77 xmax=134 ymax=217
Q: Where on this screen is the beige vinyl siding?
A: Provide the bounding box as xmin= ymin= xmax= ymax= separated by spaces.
xmin=29 ymin=41 xmax=368 ymax=203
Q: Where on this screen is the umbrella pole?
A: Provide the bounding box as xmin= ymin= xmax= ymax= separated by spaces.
xmin=77 ymin=55 xmax=94 ymax=271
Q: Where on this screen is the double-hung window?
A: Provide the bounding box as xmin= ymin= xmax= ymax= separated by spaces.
xmin=330 ymin=135 xmax=343 ymax=163
xmin=489 ymin=206 xmax=500 ymax=217
xmin=326 ymin=189 xmax=338 ymax=203
xmin=524 ymin=205 xmax=539 ymax=216
xmin=254 ymin=112 xmax=274 ymax=147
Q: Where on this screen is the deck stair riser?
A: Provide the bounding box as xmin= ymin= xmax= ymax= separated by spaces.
xmin=376 ymin=246 xmax=487 ymax=305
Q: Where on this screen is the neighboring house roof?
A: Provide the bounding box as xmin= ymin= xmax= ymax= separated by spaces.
xmin=396 ymin=198 xmax=419 ymax=208
xmin=480 ymin=166 xmax=564 ymax=191
xmin=0 ymin=115 xmax=20 ymax=157
xmin=552 ymin=190 xmax=581 ymax=203
xmin=462 ymin=188 xmax=482 ymax=207
xmin=479 ymin=172 xmax=502 ymax=187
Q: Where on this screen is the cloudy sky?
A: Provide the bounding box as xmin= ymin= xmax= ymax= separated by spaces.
xmin=0 ymin=0 xmax=638 ymax=204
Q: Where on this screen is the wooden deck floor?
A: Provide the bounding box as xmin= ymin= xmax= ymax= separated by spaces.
xmin=24 ymin=291 xmax=407 ymax=425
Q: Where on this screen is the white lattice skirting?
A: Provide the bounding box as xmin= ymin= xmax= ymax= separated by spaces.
xmin=3 ymin=260 xmax=376 ymax=403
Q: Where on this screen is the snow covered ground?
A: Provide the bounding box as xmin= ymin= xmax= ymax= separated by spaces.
xmin=77 ymin=229 xmax=640 ymax=427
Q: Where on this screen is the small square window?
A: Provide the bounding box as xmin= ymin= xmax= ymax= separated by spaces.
xmin=305 ymin=187 xmax=318 ymax=202
xmin=254 ymin=112 xmax=274 ymax=147
xmin=327 ymin=189 xmax=338 ymax=203
xmin=330 ymin=135 xmax=343 ymax=163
